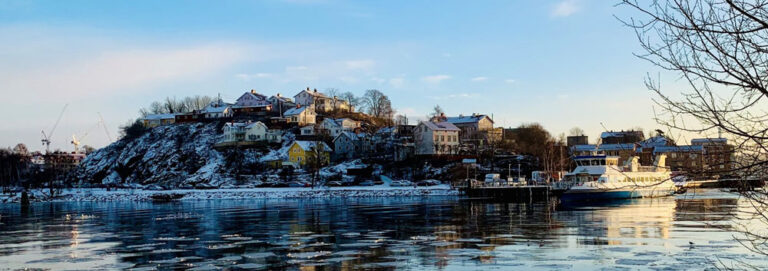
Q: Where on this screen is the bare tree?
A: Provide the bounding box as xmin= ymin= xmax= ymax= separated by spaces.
xmin=326 ymin=88 xmax=341 ymax=111
xmin=340 ymin=92 xmax=361 ymax=111
xmin=361 ymin=89 xmax=394 ymax=121
xmin=569 ymin=127 xmax=585 ymax=136
xmin=621 ymin=0 xmax=768 ymax=257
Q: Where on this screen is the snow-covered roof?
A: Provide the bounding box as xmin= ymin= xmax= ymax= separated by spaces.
xmin=691 ymin=138 xmax=727 ymax=145
xmin=284 ymin=106 xmax=310 ymax=116
xmin=292 ymin=140 xmax=332 ymax=152
xmin=598 ymin=143 xmax=636 ymax=151
xmin=653 ymin=145 xmax=703 ymax=153
xmin=638 ymin=135 xmax=669 ymax=148
xmin=334 ymin=131 xmax=359 ymax=142
xmin=571 ymin=144 xmax=598 ymax=152
xmin=245 ymin=121 xmax=267 ymax=129
xmin=143 ymin=113 xmax=176 ymax=120
xmin=420 ymin=121 xmax=460 ymax=131
xmin=202 ymin=101 xmax=231 ymax=113
xmin=444 ymin=114 xmax=493 ymax=124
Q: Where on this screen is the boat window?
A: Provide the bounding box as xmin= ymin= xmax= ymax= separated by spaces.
xmin=600 ymin=159 xmax=606 ymax=165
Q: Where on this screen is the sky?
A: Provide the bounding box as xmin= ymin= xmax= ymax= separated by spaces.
xmin=0 ymin=0 xmax=687 ymax=152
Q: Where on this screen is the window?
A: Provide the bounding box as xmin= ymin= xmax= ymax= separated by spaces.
xmin=441 ymin=135 xmax=445 ymax=142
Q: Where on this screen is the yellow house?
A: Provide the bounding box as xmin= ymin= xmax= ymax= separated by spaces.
xmin=287 ymin=140 xmax=331 ymax=167
xmin=142 ymin=113 xmax=176 ymax=128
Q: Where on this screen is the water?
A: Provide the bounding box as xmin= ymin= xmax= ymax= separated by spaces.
xmin=0 ymin=189 xmax=765 ymax=270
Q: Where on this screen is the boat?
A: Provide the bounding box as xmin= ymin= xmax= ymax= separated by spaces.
xmin=560 ymin=154 xmax=676 ymax=202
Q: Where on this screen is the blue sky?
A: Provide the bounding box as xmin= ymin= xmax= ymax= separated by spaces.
xmin=0 ymin=0 xmax=678 ymax=151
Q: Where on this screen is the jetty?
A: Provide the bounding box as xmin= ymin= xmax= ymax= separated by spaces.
xmin=458 ymin=181 xmax=570 ymax=202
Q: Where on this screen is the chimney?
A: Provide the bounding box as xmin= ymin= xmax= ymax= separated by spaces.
xmin=313 ymin=88 xmax=318 ymax=93
xmin=306 ymin=87 xmax=310 ymax=91
xmin=251 ymin=89 xmax=256 ymax=94
xmin=276 ymin=93 xmax=281 ymax=97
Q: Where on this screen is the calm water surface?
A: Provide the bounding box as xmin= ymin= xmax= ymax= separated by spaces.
xmin=0 ymin=189 xmax=765 ymax=270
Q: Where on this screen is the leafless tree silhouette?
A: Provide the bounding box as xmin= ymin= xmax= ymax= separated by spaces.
xmin=620 ymin=0 xmax=768 ymax=258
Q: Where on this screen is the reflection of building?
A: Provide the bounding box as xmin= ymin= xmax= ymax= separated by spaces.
xmin=561 ymin=199 xmax=677 ymax=245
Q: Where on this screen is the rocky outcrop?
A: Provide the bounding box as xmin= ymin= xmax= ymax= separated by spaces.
xmin=68 ymin=123 xmax=229 ymax=187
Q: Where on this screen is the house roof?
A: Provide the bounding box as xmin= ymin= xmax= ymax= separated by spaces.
xmin=420 ymin=121 xmax=460 ymax=131
xmin=143 ymin=113 xmax=176 ymax=120
xmin=638 ymin=135 xmax=669 ymax=148
xmin=293 ymin=140 xmax=332 ymax=152
xmin=202 ymin=101 xmax=232 ymax=113
xmin=284 ymin=106 xmax=310 ymax=116
xmin=444 ymin=114 xmax=493 ymax=124
xmin=334 ymin=131 xmax=359 ymax=142
xmin=691 ymin=138 xmax=727 ymax=145
xmin=245 ymin=121 xmax=267 ymax=129
xmin=269 ymin=95 xmax=293 ymax=103
xmin=295 ymin=89 xmax=328 ymax=99
xmin=653 ymin=145 xmax=704 ymax=153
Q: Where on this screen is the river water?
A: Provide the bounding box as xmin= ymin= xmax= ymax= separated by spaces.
xmin=0 ymin=189 xmax=765 ymax=270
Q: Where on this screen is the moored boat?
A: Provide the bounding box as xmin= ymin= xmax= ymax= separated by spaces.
xmin=561 ymin=155 xmax=676 ymax=202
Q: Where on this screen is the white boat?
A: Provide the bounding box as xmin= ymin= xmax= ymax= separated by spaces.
xmin=561 ymin=154 xmax=676 ymax=202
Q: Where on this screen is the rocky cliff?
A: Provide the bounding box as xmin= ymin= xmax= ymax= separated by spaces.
xmin=68 ymin=122 xmax=243 ymax=187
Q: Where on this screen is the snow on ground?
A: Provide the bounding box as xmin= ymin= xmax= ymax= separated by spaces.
xmin=0 ymin=185 xmax=457 ymax=203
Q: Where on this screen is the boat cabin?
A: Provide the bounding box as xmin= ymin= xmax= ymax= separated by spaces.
xmin=573 ymin=155 xmax=619 ymax=167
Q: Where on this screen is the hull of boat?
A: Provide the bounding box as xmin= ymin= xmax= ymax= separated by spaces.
xmin=561 ymin=187 xmax=675 ymax=202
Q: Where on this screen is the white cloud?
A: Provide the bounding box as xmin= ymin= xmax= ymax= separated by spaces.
xmin=286 ymin=65 xmax=308 ymax=71
xmin=389 ymin=77 xmax=405 ymax=88
xmin=551 ymin=0 xmax=580 ymax=17
xmin=1 ymin=44 xmax=249 ymax=101
xmin=422 ymin=74 xmax=451 ymax=84
xmin=428 ymin=93 xmax=478 ymax=100
xmin=345 ymin=59 xmax=375 ymax=70
xmin=505 ymin=79 xmax=516 ymax=84
xmin=471 ymin=76 xmax=488 ymax=82
xmin=236 ymin=72 xmax=273 ymax=80
xmin=338 ymin=76 xmax=359 ymax=83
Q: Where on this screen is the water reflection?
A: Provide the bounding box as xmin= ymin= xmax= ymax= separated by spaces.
xmin=0 ymin=190 xmax=762 ymax=270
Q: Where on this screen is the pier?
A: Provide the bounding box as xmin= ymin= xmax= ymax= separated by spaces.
xmin=459 ymin=184 xmax=567 ymax=202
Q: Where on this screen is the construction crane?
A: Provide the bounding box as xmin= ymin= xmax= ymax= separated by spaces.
xmin=41 ymin=104 xmax=68 ymax=154
xmin=71 ymin=113 xmax=113 ymax=153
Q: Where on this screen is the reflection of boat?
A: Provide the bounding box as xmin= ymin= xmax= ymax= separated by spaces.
xmin=561 ymin=155 xmax=675 ymax=202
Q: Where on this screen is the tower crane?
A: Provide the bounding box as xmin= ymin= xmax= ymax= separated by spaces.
xmin=41 ymin=104 xmax=68 ymax=154
xmin=71 ymin=113 xmax=113 ymax=153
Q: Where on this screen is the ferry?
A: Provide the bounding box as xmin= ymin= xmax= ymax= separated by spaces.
xmin=560 ymin=155 xmax=676 ymax=202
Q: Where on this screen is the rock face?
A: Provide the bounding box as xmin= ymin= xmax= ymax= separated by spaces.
xmin=69 ymin=123 xmax=228 ymax=187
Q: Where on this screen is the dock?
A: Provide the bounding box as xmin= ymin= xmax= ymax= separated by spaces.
xmin=459 ymin=185 xmax=566 ymax=202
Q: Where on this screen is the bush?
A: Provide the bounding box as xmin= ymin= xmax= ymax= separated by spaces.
xmin=120 ymin=120 xmax=148 ymax=140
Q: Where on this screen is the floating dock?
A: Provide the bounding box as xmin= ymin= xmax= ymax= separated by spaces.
xmin=459 ymin=185 xmax=565 ymax=202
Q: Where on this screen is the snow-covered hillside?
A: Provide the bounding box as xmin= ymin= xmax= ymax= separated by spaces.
xmin=68 ymin=123 xmax=232 ymax=187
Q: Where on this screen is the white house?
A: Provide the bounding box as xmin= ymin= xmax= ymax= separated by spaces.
xmin=142 ymin=113 xmax=176 ymax=128
xmin=320 ymin=119 xmax=343 ymax=138
xmin=294 ymin=87 xmax=353 ymax=112
xmin=266 ymin=129 xmax=283 ymax=143
xmin=267 ymin=93 xmax=296 ymax=115
xmin=245 ymin=121 xmax=268 ymax=141
xmin=202 ymin=100 xmax=233 ymax=119
xmin=222 ymin=122 xmax=249 ymax=142
xmin=284 ymin=105 xmax=316 ymax=126
xmin=233 ymin=90 xmax=272 ymax=114
xmin=414 ymin=121 xmax=460 ymax=155
xmin=300 ymin=125 xmax=316 ymax=136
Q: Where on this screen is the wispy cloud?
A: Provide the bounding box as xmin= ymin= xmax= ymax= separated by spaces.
xmin=345 ymin=59 xmax=375 ymax=70
xmin=235 ymin=73 xmax=273 ymax=80
xmin=505 ymin=79 xmax=516 ymax=84
xmin=428 ymin=93 xmax=478 ymax=100
xmin=422 ymin=74 xmax=451 ymax=84
xmin=389 ymin=77 xmax=405 ymax=88
xmin=471 ymin=76 xmax=488 ymax=82
xmin=551 ymin=0 xmax=580 ymax=17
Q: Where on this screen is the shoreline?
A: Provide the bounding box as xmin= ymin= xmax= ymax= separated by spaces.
xmin=0 ymin=185 xmax=459 ymax=203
